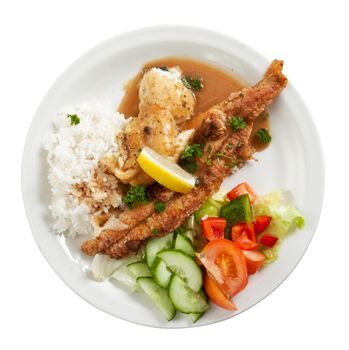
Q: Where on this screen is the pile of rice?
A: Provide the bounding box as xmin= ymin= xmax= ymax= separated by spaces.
xmin=45 ymin=103 xmax=126 ymax=237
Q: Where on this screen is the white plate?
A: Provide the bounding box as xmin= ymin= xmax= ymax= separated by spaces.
xmin=22 ymin=26 xmax=324 ymax=328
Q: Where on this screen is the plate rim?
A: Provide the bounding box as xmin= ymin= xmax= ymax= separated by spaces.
xmin=21 ymin=25 xmax=325 ymax=328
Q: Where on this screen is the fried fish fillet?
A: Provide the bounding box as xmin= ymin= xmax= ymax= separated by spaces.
xmin=81 ymin=60 xmax=287 ymax=258
xmin=80 ymin=112 xmax=225 ymax=256
xmin=105 ymin=127 xmax=253 ymax=258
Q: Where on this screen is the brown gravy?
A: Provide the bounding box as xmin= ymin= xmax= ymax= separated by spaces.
xmin=118 ymin=57 xmax=270 ymax=152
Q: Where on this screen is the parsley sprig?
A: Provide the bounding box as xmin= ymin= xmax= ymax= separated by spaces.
xmin=67 ymin=114 xmax=80 ymax=126
xmin=154 ymin=201 xmax=165 ymax=213
xmin=180 ymin=144 xmax=203 ymax=173
xmin=229 ymin=116 xmax=246 ymax=132
xmin=122 ymin=185 xmax=149 ymax=209
xmin=182 ymin=76 xmax=203 ymax=91
xmin=181 ymin=144 xmax=203 ymax=160
xmin=256 ymin=128 xmax=272 ymax=143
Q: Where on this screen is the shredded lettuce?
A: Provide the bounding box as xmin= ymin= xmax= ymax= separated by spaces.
xmin=91 ymin=254 xmax=141 ymax=282
xmin=91 ymin=255 xmax=125 ymax=281
xmin=253 ymin=189 xmax=305 ymax=265
xmin=111 ymin=263 xmax=139 ymax=292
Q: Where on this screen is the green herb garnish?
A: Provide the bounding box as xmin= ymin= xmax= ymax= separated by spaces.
xmin=67 ymin=114 xmax=80 ymax=126
xmin=181 ymin=144 xmax=203 ymax=160
xmin=214 ymin=151 xmax=235 ymax=161
xmin=154 ymin=201 xmax=165 ymax=213
xmin=180 ymin=144 xmax=203 ymax=173
xmin=185 ymin=162 xmax=199 ymax=173
xmin=205 ymin=145 xmax=212 ymax=165
xmin=229 ymin=116 xmax=246 ymax=132
xmin=122 ymin=185 xmax=149 ymax=209
xmin=256 ymin=128 xmax=272 ymax=143
xmin=151 ymin=229 xmax=160 ymax=235
xmin=182 ymin=76 xmax=203 ymax=91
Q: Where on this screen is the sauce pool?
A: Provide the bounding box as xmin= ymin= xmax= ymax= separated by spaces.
xmin=118 ymin=57 xmax=270 ymax=152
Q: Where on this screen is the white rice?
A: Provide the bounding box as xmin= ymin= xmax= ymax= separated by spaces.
xmin=45 ymin=103 xmax=126 ymax=237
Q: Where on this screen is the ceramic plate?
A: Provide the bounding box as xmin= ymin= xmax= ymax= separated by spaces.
xmin=22 ymin=26 xmax=324 ymax=328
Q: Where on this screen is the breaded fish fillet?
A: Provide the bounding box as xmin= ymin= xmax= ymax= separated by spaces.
xmin=81 ymin=60 xmax=287 ymax=258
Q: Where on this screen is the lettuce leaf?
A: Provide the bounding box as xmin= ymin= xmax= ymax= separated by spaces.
xmin=111 ymin=262 xmax=140 ymax=292
xmin=253 ymin=190 xmax=304 ymax=265
xmin=211 ymin=191 xmax=229 ymax=205
xmin=91 ymin=254 xmax=141 ymax=282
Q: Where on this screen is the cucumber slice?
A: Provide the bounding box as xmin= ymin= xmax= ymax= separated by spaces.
xmin=157 ymin=250 xmax=203 ymax=292
xmin=174 ymin=233 xmax=195 ymax=256
xmin=151 ymin=257 xmax=172 ymax=288
xmin=137 ymin=277 xmax=176 ymax=321
xmin=220 ymin=193 xmax=252 ymax=238
xmin=168 ymin=275 xmax=210 ymax=314
xmin=190 ymin=312 xmax=203 ymax=323
xmin=145 ymin=233 xmax=174 ymax=268
xmin=189 ymin=289 xmax=208 ymax=323
xmin=189 ymin=289 xmax=208 ymax=321
xmin=127 ymin=261 xmax=151 ymax=278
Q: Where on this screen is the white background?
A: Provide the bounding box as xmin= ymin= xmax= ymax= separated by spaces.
xmin=1 ymin=0 xmax=348 ymax=349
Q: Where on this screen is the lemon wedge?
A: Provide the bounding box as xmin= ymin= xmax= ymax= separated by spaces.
xmin=137 ymin=147 xmax=196 ymax=193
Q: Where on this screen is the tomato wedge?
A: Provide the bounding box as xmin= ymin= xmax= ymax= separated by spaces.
xmin=231 ymin=223 xmax=256 ymax=243
xmin=227 ymin=182 xmax=258 ymax=204
xmin=235 ymin=231 xmax=258 ymax=250
xmin=197 ymin=239 xmax=248 ymax=297
xmin=254 ymin=215 xmax=272 ymax=234
xmin=204 ymin=273 xmax=237 ymax=310
xmin=201 ymin=217 xmax=226 ymax=241
xmin=242 ymin=250 xmax=265 ymax=275
xmin=260 ymin=233 xmax=279 ymax=247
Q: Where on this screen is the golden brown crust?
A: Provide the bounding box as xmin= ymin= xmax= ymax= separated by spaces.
xmin=81 ymin=60 xmax=287 ymax=258
xmin=104 ymin=126 xmax=252 ymax=258
xmin=80 ymin=202 xmax=155 ymax=255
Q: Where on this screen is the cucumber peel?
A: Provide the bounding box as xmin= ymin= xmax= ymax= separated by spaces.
xmin=127 ymin=261 xmax=152 ymax=278
xmin=168 ymin=275 xmax=210 ymax=314
xmin=174 ymin=232 xmax=195 ymax=256
xmin=137 ymin=277 xmax=176 ymax=321
xmin=158 ymin=250 xmax=203 ymax=292
xmin=151 ymin=257 xmax=172 ymax=288
xmin=145 ymin=233 xmax=173 ymax=268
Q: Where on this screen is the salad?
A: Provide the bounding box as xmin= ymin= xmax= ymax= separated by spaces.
xmin=91 ymin=182 xmax=304 ymax=322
